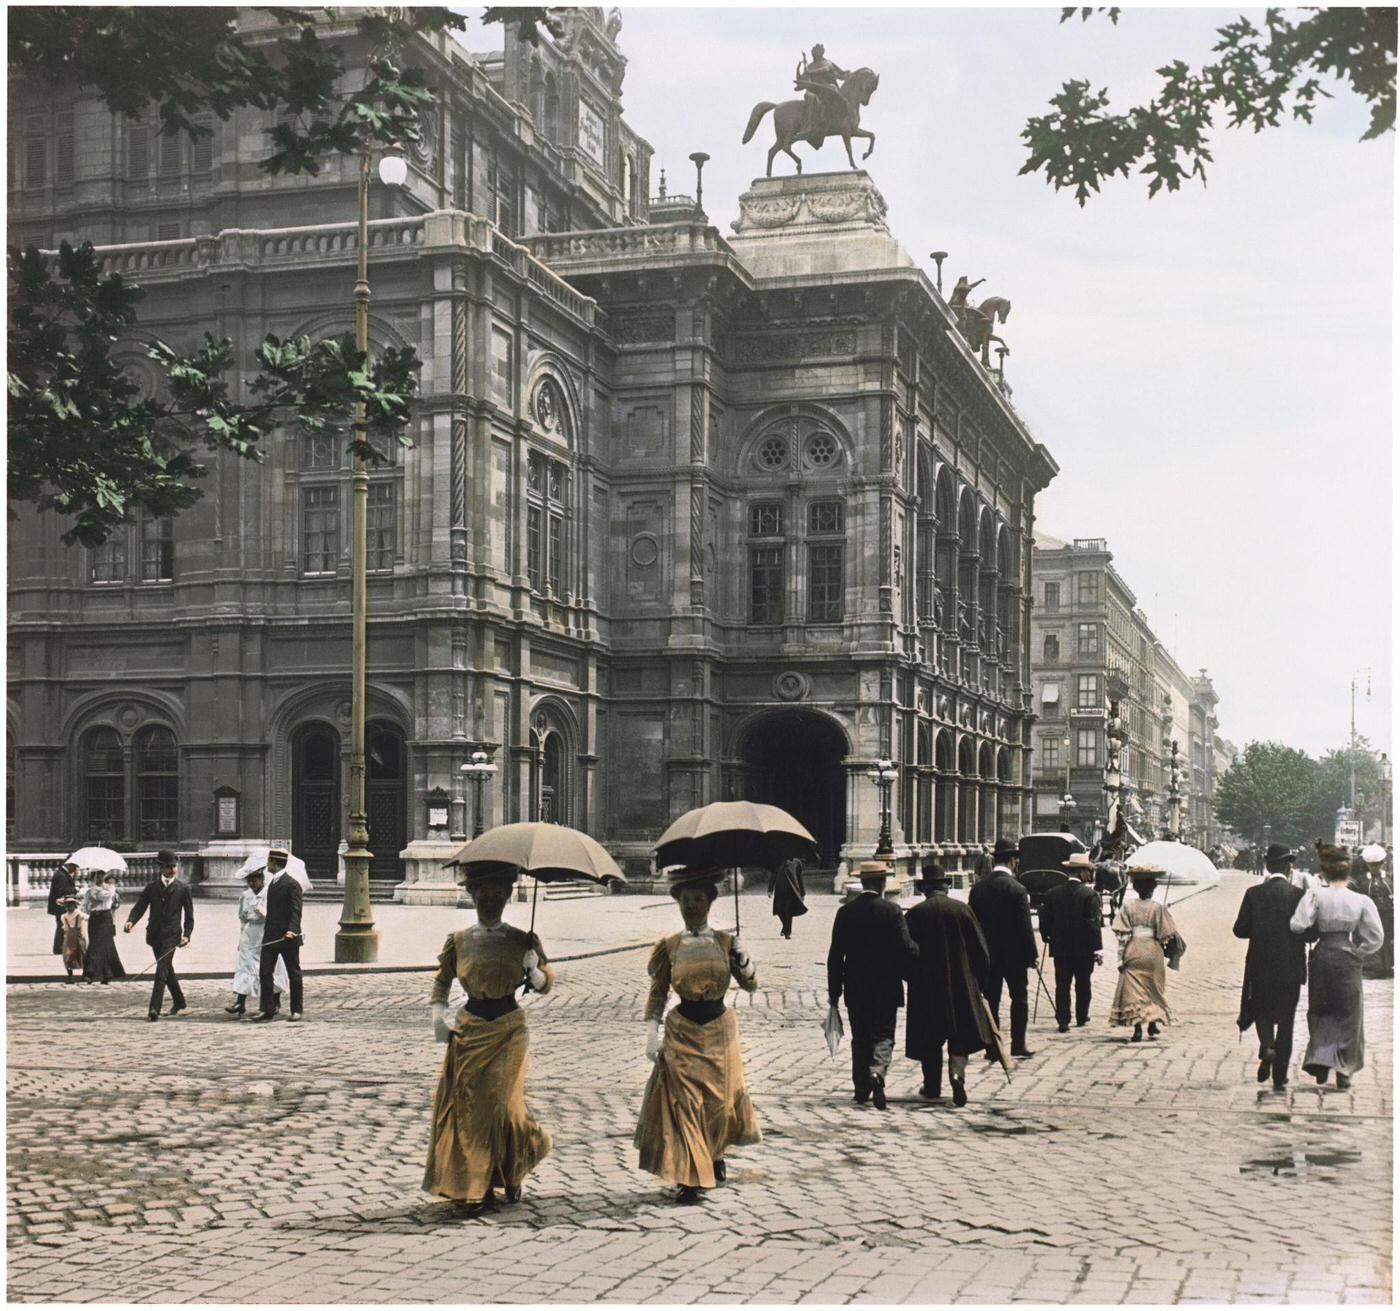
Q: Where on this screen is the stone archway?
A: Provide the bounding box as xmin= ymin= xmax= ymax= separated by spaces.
xmin=736 ymin=709 xmax=848 ymax=869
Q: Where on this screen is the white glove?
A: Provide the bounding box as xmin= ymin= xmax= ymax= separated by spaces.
xmin=522 ymin=948 xmax=540 ymax=970
xmin=730 ymin=933 xmax=755 ymax=981
xmin=431 ymin=1002 xmax=450 ymax=1044
xmin=645 ymin=1018 xmax=662 ymax=1062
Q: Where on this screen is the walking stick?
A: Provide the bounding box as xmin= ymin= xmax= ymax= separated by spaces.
xmin=1033 ymin=939 xmax=1050 ymax=1021
xmin=134 ymin=943 xmax=180 ymax=978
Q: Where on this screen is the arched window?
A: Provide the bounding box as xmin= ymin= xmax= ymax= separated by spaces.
xmin=83 ymin=726 xmax=125 ymax=842
xmin=1043 ymin=633 xmax=1059 ymax=663
xmin=136 ymin=725 xmax=178 ymax=843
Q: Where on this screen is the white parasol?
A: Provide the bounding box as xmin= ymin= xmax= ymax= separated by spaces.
xmin=1125 ymin=839 xmax=1218 ymax=888
xmin=236 ymin=848 xmax=312 ymax=891
xmin=63 ymin=846 xmax=128 ymax=873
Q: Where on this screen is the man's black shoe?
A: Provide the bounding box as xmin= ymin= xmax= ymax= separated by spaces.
xmin=1057 ymin=1024 xmax=1070 ymax=1034
xmin=169 ymin=1002 xmax=188 ymax=1017
xmin=951 ymin=1079 xmax=968 ymax=1108
xmin=1257 ymin=1057 xmax=1273 ymax=1083
xmin=1336 ymin=1073 xmax=1351 ymax=1090
xmin=1272 ymin=1078 xmax=1289 ymax=1092
xmin=853 ymin=1090 xmax=869 ymax=1105
xmin=249 ymin=1012 xmax=277 ymax=1023
xmin=984 ymin=1050 xmax=998 ymax=1062
xmin=147 ymin=1011 xmax=159 ymax=1022
xmin=1010 ymin=1047 xmax=1035 ymax=1059
xmin=871 ymin=1075 xmax=887 ymax=1110
xmin=918 ymin=1086 xmax=941 ymax=1101
xmin=1076 ymin=1018 xmax=1089 ymax=1027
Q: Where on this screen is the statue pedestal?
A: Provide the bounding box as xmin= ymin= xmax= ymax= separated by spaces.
xmin=728 ymin=170 xmax=913 ymax=279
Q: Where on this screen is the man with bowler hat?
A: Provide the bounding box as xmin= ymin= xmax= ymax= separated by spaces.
xmin=903 ymin=859 xmax=996 ymax=1106
xmin=827 ymin=861 xmax=918 ymax=1109
xmin=47 ymin=859 xmax=79 ymax=957
xmin=1039 ymin=853 xmax=1104 ymax=1032
xmin=124 ymin=850 xmax=194 ymax=1021
xmin=1233 ymin=843 xmax=1307 ymax=1090
xmin=253 ymin=847 xmax=304 ymax=1022
xmin=968 ymin=838 xmax=1037 ymax=1057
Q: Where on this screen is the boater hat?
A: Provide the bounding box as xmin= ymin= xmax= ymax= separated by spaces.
xmin=854 ymin=860 xmax=889 ymax=879
xmin=1062 ymin=853 xmax=1096 ymax=871
xmin=1360 ymin=843 xmax=1387 ymax=865
xmin=1126 ymin=863 xmax=1165 ymax=878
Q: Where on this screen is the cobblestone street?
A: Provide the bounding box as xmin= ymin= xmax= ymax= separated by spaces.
xmin=6 ymin=872 xmax=1391 ymax=1304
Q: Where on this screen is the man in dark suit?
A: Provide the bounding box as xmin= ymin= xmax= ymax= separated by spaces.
xmin=47 ymin=860 xmax=78 ymax=956
xmin=968 ymin=837 xmax=1037 ymax=1058
xmin=827 ymin=860 xmax=918 ymax=1109
xmin=253 ymin=847 xmax=304 ymax=1023
xmin=1040 ymin=853 xmax=1104 ymax=1033
xmin=124 ymin=850 xmax=194 ymax=1021
xmin=904 ymin=860 xmax=996 ymax=1107
xmin=1233 ymin=842 xmax=1307 ymax=1090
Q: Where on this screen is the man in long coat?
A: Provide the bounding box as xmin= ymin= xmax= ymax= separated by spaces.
xmin=1233 ymin=842 xmax=1307 ymax=1090
xmin=770 ymin=857 xmax=807 ymax=939
xmin=968 ymin=838 xmax=1038 ymax=1058
xmin=1039 ymin=853 xmax=1103 ymax=1032
xmin=904 ymin=860 xmax=996 ymax=1107
xmin=827 ymin=860 xmax=918 ymax=1109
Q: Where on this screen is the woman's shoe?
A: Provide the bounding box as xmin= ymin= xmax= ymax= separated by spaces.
xmin=1147 ymin=1022 xmax=1160 ymax=1039
xmin=454 ymin=1200 xmax=488 ymax=1219
xmin=502 ymin=1185 xmax=522 ymax=1204
xmin=713 ymin=1159 xmax=727 ymax=1184
xmin=676 ymin=1185 xmax=703 ymax=1205
xmin=1336 ymin=1073 xmax=1351 ymax=1090
xmin=950 ymin=1079 xmax=968 ymax=1108
xmin=1131 ymin=1025 xmax=1143 ymax=1042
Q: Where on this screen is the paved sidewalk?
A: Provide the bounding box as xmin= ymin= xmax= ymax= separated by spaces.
xmin=6 ymin=872 xmax=1392 ymax=1304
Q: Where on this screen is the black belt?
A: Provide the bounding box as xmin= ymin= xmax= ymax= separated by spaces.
xmin=677 ymin=998 xmax=726 ymax=1024
xmin=464 ymin=995 xmax=519 ymax=1021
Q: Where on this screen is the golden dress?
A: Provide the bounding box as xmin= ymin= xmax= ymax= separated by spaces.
xmin=423 ymin=923 xmax=554 ymax=1204
xmin=634 ymin=929 xmax=761 ymax=1189
xmin=1109 ymin=896 xmax=1178 ymax=1027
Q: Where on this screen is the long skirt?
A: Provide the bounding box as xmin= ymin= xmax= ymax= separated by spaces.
xmin=1110 ymin=938 xmax=1172 ymax=1027
xmin=423 ymin=1008 xmax=551 ymax=1204
xmin=1303 ymin=941 xmax=1367 ymax=1078
xmin=61 ymin=922 xmax=86 ymax=973
xmin=82 ymin=911 xmax=126 ymax=983
xmin=635 ymin=1008 xmax=761 ymax=1189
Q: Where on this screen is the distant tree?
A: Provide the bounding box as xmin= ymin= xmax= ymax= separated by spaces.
xmin=1212 ymin=740 xmax=1320 ymax=850
xmin=1021 ymin=7 xmax=1397 ymax=204
xmin=1306 ymin=743 xmax=1384 ymax=837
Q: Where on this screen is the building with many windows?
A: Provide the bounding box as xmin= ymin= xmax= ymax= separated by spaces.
xmin=8 ymin=10 xmax=1058 ymax=894
xmin=1028 ymin=535 xmax=1222 ymax=847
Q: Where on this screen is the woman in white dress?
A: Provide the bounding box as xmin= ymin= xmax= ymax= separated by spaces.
xmin=1289 ymin=841 xmax=1384 ymax=1089
xmin=228 ymin=868 xmax=288 ymax=1017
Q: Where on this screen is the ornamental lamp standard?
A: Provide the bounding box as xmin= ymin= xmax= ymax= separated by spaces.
xmin=335 ymin=143 xmax=407 ymax=965
xmin=688 ymin=151 xmax=710 ymax=215
xmin=1060 ymin=734 xmax=1074 ymax=832
xmin=461 ymin=749 xmax=498 ymax=838
xmin=867 ymin=757 xmax=898 ymax=857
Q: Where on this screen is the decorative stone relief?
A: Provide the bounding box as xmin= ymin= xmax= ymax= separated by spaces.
xmin=732 ymin=328 xmax=857 ymax=363
xmin=613 ymin=313 xmax=673 ymax=344
xmin=773 ymin=671 xmax=810 ymax=702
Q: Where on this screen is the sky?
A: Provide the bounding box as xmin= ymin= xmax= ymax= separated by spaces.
xmin=469 ymin=4 xmax=1394 ymax=758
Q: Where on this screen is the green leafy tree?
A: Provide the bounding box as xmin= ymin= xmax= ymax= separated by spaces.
xmin=1022 ymin=7 xmax=1397 ymax=204
xmin=1306 ymin=744 xmax=1384 ymax=837
xmin=1212 ymin=740 xmax=1321 ymax=850
xmin=8 ymin=5 xmax=539 ymax=542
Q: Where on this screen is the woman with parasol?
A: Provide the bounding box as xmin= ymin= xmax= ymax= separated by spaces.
xmin=635 ymin=866 xmax=761 ymax=1203
xmin=1109 ymin=864 xmax=1180 ymax=1042
xmin=79 ymin=869 xmax=125 ymax=984
xmin=423 ymin=865 xmax=554 ymax=1216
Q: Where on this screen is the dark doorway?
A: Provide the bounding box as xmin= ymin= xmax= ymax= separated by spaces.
xmin=539 ymin=732 xmax=566 ymax=825
xmin=738 ymin=710 xmax=847 ymax=868
xmin=292 ymin=722 xmax=341 ymax=879
xmin=366 ymin=721 xmax=407 ymax=882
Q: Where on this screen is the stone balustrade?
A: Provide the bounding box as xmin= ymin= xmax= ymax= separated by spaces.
xmin=522 ymin=221 xmax=728 ymax=268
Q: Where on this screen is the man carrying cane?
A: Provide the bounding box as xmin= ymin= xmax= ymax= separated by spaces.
xmin=124 ymin=850 xmax=194 ymax=1022
xmin=968 ymin=838 xmax=1038 ymax=1059
xmin=252 ymin=847 xmax=304 ymax=1023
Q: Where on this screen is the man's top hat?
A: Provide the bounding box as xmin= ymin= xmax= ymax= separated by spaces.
xmin=854 ymin=860 xmax=889 ymax=879
xmin=156 ymin=850 xmax=178 ymax=869
xmin=1264 ymin=843 xmax=1295 ymax=865
xmin=1062 ymin=852 xmax=1095 ymax=871
xmin=992 ymin=838 xmax=1018 ymax=862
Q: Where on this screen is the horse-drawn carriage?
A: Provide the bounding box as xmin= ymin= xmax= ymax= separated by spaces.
xmin=1016 ymin=832 xmax=1085 ymax=920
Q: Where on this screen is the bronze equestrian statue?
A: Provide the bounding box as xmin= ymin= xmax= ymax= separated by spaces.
xmin=743 ymin=45 xmax=879 ymax=177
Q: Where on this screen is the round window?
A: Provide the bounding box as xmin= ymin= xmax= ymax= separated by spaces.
xmin=756 ymin=436 xmax=788 ymax=470
xmin=807 ymin=432 xmax=838 ymax=468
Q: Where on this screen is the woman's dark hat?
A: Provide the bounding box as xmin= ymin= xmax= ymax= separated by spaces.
xmin=461 ymin=862 xmax=519 ymax=887
xmin=1264 ymin=843 xmax=1295 ymax=864
xmin=666 ymin=865 xmax=721 ymax=890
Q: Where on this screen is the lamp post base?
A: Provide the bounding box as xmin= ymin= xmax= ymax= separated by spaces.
xmin=336 ymin=843 xmax=379 ymax=963
xmin=334 ymin=926 xmax=381 ymax=963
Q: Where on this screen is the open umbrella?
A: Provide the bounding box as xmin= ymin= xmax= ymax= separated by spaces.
xmin=443 ymin=822 xmax=625 ymax=935
xmin=1126 ymin=840 xmax=1218 ymax=890
xmin=654 ymin=801 xmax=818 ymax=928
xmin=64 ymin=847 xmax=128 ymax=874
xmin=236 ymin=848 xmax=312 ymax=892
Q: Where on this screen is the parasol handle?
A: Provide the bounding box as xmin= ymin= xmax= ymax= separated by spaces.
xmin=733 ymin=833 xmax=741 ymax=933
xmin=522 ymin=872 xmax=541 ymax=994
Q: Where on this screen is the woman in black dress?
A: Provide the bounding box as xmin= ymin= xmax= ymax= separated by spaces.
xmin=80 ymin=871 xmax=126 ymax=984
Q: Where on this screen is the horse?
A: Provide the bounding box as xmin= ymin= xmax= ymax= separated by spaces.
xmin=742 ymin=67 xmax=880 ymax=178
xmin=963 ymin=296 xmax=1011 ymax=364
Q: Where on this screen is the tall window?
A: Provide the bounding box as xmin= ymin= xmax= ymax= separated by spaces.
xmin=1076 ymin=729 xmax=1099 ymax=768
xmin=1041 ymin=736 xmax=1063 ymax=770
xmin=1077 ymin=674 xmax=1100 ymax=708
xmin=748 ymin=500 xmax=784 ymax=624
xmin=367 ymin=483 xmax=395 ymax=573
xmin=1043 ymin=633 xmax=1059 ymax=663
xmin=55 ymin=111 xmax=75 ymax=185
xmin=136 ymin=726 xmax=178 ymax=842
xmin=24 ymin=114 xmax=47 ymax=189
xmin=302 ymin=487 xmax=340 ymax=575
xmin=1077 ymin=571 xmax=1100 ymax=604
xmin=83 ymin=727 xmax=125 ymax=842
xmin=526 ymin=451 xmax=570 ymax=595
xmin=91 ymin=537 xmax=127 ymax=585
xmin=1077 ymin=622 xmax=1100 ymax=656
xmin=140 ymin=514 xmax=174 ymax=582
xmin=807 ymin=499 xmax=844 ymax=623
xmin=1043 ymin=581 xmax=1060 ymax=612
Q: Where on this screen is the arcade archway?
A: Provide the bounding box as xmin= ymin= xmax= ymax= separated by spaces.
xmin=736 ymin=709 xmax=848 ymax=868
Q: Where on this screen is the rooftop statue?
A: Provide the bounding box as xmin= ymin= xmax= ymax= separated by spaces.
xmin=742 ymin=44 xmax=879 ymax=178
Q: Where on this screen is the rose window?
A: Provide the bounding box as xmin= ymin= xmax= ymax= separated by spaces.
xmin=756 ymin=436 xmax=789 ymax=470
xmin=807 ymin=432 xmax=838 ymax=468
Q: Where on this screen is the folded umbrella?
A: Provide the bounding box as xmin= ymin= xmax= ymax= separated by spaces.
xmin=981 ymin=996 xmax=1014 ymax=1084
xmin=822 ymin=1004 xmax=844 ymax=1058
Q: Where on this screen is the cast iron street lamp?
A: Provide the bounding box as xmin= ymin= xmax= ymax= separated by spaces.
xmin=1059 ymin=735 xmax=1074 ymax=832
xmin=461 ymin=749 xmax=498 ymax=838
xmin=867 ymin=757 xmax=898 ymax=857
xmin=335 ymin=143 xmax=408 ymax=965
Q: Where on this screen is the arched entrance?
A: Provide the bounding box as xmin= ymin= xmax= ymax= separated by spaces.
xmin=366 ymin=720 xmax=407 ymax=881
xmin=736 ymin=709 xmax=847 ymax=868
xmin=292 ymin=722 xmax=341 ymax=879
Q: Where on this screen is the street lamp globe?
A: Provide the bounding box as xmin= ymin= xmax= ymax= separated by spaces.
xmin=378 ymin=150 xmax=409 ymax=187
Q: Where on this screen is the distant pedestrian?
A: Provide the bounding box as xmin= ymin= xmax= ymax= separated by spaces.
xmin=903 ymin=859 xmax=996 ymax=1107
xmin=124 ymin=851 xmax=194 ymax=1022
xmin=58 ymin=896 xmax=86 ymax=979
xmin=80 ymin=870 xmax=125 ymax=984
xmin=1359 ymin=844 xmax=1392 ymax=979
xmin=1233 ymin=843 xmax=1307 ymax=1090
xmin=635 ymin=867 xmax=760 ymax=1203
xmin=1289 ymin=841 xmax=1384 ymax=1090
xmin=827 ymin=860 xmax=919 ymax=1109
xmin=227 ymin=868 xmax=287 ymax=1017
xmin=1040 ymin=853 xmax=1103 ymax=1032
xmin=47 ymin=860 xmax=78 ymax=957
xmin=252 ymin=847 xmax=304 ymax=1023
xmin=1109 ymin=866 xmax=1180 ymax=1041
xmin=771 ymin=857 xmax=807 ymax=939
xmin=968 ymin=838 xmax=1037 ymax=1059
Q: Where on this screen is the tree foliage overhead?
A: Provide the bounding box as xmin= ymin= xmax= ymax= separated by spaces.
xmin=1021 ymin=7 xmax=1398 ymax=204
